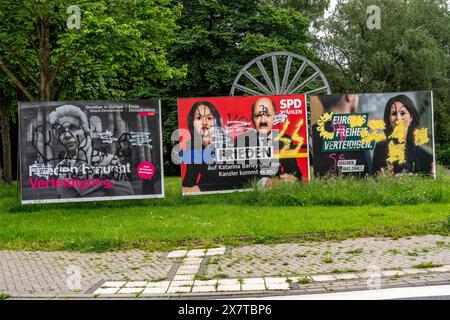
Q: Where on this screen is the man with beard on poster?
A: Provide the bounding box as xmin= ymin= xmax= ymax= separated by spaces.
xmin=311 ymin=94 xmax=370 ymax=177
xmin=181 ymin=101 xmax=235 ymax=193
xmin=242 ymin=97 xmax=303 ymax=188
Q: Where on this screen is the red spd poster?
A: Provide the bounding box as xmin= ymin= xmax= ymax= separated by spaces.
xmin=177 ymin=95 xmax=310 ymax=195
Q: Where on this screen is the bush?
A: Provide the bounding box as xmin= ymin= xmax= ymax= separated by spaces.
xmin=437 ymin=146 xmax=450 ymax=166
xmin=2 ymin=166 xmax=449 ymax=213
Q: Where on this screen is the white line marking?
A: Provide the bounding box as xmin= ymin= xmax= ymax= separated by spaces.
xmin=241 ymin=285 xmax=450 ymax=300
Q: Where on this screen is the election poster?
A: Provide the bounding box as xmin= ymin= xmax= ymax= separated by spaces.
xmin=309 ymin=91 xmax=435 ymax=178
xmin=177 ymin=95 xmax=310 ymax=195
xmin=19 ymin=100 xmax=164 ymax=204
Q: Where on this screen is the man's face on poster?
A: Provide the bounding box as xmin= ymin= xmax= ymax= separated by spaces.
xmin=56 ymin=116 xmax=86 ymax=152
xmin=193 ymin=104 xmax=215 ymax=147
xmin=252 ymin=98 xmax=275 ymax=136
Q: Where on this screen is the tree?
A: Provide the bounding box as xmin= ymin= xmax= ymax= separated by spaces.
xmin=0 ymin=0 xmax=186 ymax=182
xmin=0 ymin=0 xmax=185 ymax=102
xmin=0 ymin=80 xmax=15 ymax=185
xmin=265 ymin=0 xmax=331 ymax=22
xmin=168 ymin=0 xmax=313 ymax=98
xmin=156 ymin=0 xmax=317 ymax=174
xmin=317 ymin=0 xmax=450 ymax=164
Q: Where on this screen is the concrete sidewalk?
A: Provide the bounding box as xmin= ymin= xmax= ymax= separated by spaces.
xmin=1 ymin=235 xmax=450 ymax=299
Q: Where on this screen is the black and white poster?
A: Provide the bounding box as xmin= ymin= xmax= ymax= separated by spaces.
xmin=19 ymin=100 xmax=164 ymax=204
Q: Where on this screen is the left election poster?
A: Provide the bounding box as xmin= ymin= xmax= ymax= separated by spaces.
xmin=19 ymin=100 xmax=164 ymax=204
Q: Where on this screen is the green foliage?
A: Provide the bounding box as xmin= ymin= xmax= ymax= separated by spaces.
xmin=445 ymin=216 xmax=450 ymax=231
xmin=0 ymin=0 xmax=185 ymax=101
xmin=297 ymin=275 xmax=311 ymax=284
xmin=0 ymin=293 xmax=10 ymax=300
xmin=412 ymin=262 xmax=442 ymax=269
xmin=437 ymin=146 xmax=450 ymax=166
xmin=345 ymin=248 xmax=363 ymax=255
xmin=331 ymin=268 xmax=358 ymax=274
xmin=169 ymin=0 xmax=312 ymax=97
xmin=265 ymin=0 xmax=330 ymax=22
xmin=160 ymin=0 xmax=315 ymax=173
xmin=3 ymin=166 xmax=449 ymax=214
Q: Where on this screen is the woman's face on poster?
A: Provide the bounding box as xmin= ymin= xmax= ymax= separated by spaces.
xmin=193 ymin=104 xmax=215 ymax=146
xmin=389 ymin=101 xmax=413 ymax=136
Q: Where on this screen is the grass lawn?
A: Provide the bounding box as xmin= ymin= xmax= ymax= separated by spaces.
xmin=0 ymin=167 xmax=449 ymax=252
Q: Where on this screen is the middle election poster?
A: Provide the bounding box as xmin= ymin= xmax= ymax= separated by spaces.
xmin=177 ymin=95 xmax=310 ymax=195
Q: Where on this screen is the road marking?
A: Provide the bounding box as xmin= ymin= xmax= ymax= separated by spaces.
xmin=246 ymin=285 xmax=450 ymax=300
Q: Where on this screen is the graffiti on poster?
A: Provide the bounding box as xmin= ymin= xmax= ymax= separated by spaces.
xmin=310 ymin=92 xmax=435 ymax=177
xmin=177 ymin=95 xmax=310 ymax=195
xmin=19 ymin=101 xmax=164 ymax=204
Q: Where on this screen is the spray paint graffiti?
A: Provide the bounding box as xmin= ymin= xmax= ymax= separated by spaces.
xmin=317 ymin=113 xmax=429 ymax=166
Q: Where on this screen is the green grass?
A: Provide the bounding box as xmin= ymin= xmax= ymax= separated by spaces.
xmin=412 ymin=262 xmax=443 ymax=269
xmin=331 ymin=268 xmax=359 ymax=274
xmin=345 ymin=248 xmax=364 ymax=255
xmin=0 ymin=293 xmax=10 ymax=300
xmin=0 ymin=166 xmax=449 ymax=252
xmin=297 ymin=276 xmax=312 ymax=284
xmin=321 ymin=254 xmax=334 ymax=264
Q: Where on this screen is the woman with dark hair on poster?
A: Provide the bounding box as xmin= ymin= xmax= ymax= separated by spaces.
xmin=372 ymin=95 xmax=433 ymax=175
xmin=182 ymin=101 xmax=230 ymax=193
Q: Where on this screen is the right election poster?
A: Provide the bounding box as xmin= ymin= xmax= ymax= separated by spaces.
xmin=309 ymin=91 xmax=435 ymax=178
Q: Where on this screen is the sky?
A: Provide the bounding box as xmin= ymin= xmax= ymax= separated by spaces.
xmin=325 ymin=0 xmax=338 ymax=18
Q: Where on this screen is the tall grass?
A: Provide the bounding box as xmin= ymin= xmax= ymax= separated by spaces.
xmin=2 ymin=166 xmax=448 ymax=213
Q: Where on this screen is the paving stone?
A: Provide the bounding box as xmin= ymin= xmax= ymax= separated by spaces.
xmin=402 ymin=268 xmax=427 ymax=275
xmin=175 ymin=269 xmax=196 ymax=276
xmin=167 ymin=250 xmax=188 ymax=258
xmin=167 ymin=286 xmax=191 ymax=293
xmin=176 ymin=267 xmax=199 ymax=276
xmin=181 ymin=262 xmax=202 ymax=268
xmin=334 ymin=273 xmax=359 ymax=280
xmin=101 ymin=281 xmax=126 ymax=288
xmin=205 ymin=248 xmax=226 ymax=256
xmin=192 ymin=286 xmax=216 ymax=293
xmin=170 ymin=280 xmax=193 ymax=287
xmin=241 ymin=283 xmax=266 ymax=291
xmin=311 ymin=275 xmax=337 ymax=282
xmin=217 ymin=279 xmax=241 ymax=286
xmin=117 ymin=287 xmax=143 ymax=294
xmin=264 ymin=277 xmax=289 ymax=284
xmin=93 ymin=287 xmax=119 ymax=295
xmin=381 ymin=270 xmax=405 ymax=277
xmin=145 ymin=281 xmax=171 ymax=288
xmin=182 ymin=258 xmax=203 ymax=264
xmin=125 ymin=281 xmax=147 ymax=287
xmin=241 ymin=278 xmax=265 ymax=285
xmin=173 ymin=274 xmax=195 ymax=281
xmin=186 ymin=250 xmax=206 ymax=258
xmin=2 ymin=235 xmax=450 ymax=298
xmin=217 ymin=284 xmax=241 ymax=292
xmin=194 ymin=280 xmax=218 ymax=286
xmin=142 ymin=286 xmax=168 ymax=294
xmin=428 ymin=266 xmax=450 ymax=273
xmin=265 ymin=283 xmax=290 ymax=290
